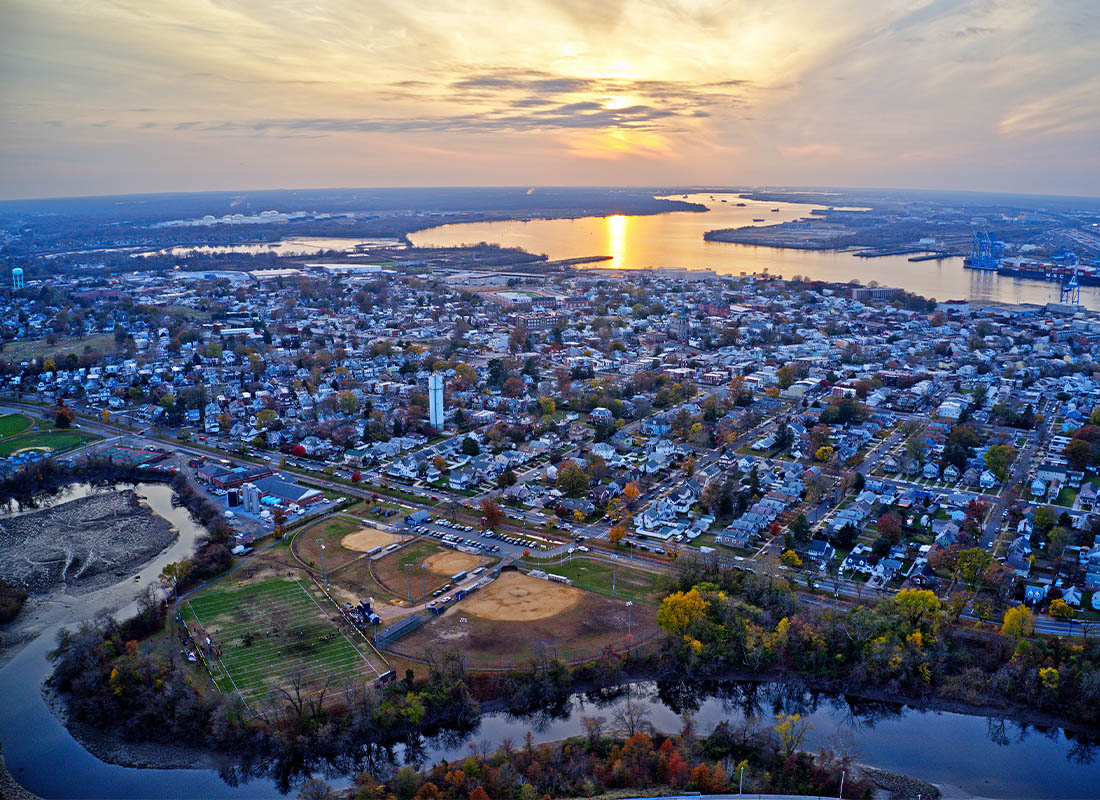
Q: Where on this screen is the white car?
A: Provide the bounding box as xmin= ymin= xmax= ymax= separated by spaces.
xmin=578 ymin=545 xmax=590 ymax=552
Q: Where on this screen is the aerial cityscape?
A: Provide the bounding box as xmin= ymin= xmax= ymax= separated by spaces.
xmin=1 ymin=3 xmax=1099 ymax=800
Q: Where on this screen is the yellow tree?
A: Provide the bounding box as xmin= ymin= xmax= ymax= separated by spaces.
xmin=623 ymin=481 xmax=641 ymax=508
xmin=889 ymin=589 xmax=945 ymax=633
xmin=1049 ymin=598 xmax=1073 ymax=621
xmin=779 ymin=550 xmax=802 ymax=569
xmin=1001 ymin=605 xmax=1034 ymax=639
xmin=774 ymin=712 xmax=812 ymax=758
xmin=609 ymin=523 xmax=627 ymax=545
xmin=657 ymin=589 xmax=707 ymax=636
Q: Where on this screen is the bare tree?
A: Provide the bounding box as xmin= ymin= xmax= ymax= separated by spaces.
xmin=612 ymin=687 xmax=652 ymax=737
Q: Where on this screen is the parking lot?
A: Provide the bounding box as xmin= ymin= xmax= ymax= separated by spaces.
xmin=411 ymin=516 xmax=580 ymax=559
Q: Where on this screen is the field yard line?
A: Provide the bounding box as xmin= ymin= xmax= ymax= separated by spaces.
xmin=222 ymin=646 xmax=370 ymax=678
xmin=294 ymin=579 xmax=380 ymax=677
xmin=186 ymin=600 xmax=249 ymax=707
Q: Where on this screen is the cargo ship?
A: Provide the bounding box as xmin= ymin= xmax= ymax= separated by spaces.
xmin=964 ymin=255 xmax=1100 ymax=285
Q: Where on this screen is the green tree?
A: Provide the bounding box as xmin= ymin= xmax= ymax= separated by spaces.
xmin=984 ymin=444 xmax=1016 ymax=482
xmin=460 ymin=436 xmax=480 ymax=456
xmin=954 ymin=548 xmax=994 ymax=594
xmin=1033 ymin=505 xmax=1058 ymax=535
xmin=556 ymin=459 xmax=589 ymax=495
xmin=338 ymin=390 xmax=360 ymax=415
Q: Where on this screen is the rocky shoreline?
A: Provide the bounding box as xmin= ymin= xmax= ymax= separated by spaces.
xmin=0 ymin=489 xmax=176 ymax=597
xmin=0 ymin=746 xmax=41 ymax=800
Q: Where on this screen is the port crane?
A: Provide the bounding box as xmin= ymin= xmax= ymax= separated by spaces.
xmin=966 ymin=226 xmax=1004 ymax=271
xmin=1055 ymin=248 xmax=1081 ymax=305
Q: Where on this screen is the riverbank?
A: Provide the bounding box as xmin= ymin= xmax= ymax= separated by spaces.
xmin=42 ymin=680 xmax=229 ymax=773
xmin=0 ymin=746 xmax=41 ymax=800
xmin=0 ymin=488 xmax=178 ymax=667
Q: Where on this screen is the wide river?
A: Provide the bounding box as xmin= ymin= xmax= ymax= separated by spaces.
xmin=410 ymin=193 xmax=1100 ymax=310
xmin=2 ymin=485 xmax=1099 ymax=798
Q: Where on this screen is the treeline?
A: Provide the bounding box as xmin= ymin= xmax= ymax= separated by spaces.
xmin=166 ymin=471 xmax=235 ymax=591
xmin=0 ymin=456 xmax=166 ymax=504
xmin=51 ymin=628 xmax=481 ymax=793
xmin=659 ymin=557 xmax=1100 ymax=729
xmin=338 ymin=718 xmax=871 ymax=800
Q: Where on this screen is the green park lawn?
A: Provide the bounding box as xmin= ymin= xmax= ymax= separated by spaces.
xmin=0 ymin=414 xmax=32 ymax=439
xmin=0 ymin=426 xmax=97 ymax=458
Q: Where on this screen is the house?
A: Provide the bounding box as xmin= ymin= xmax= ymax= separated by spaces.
xmin=877 ymin=558 xmax=903 ymax=579
xmin=843 ymin=548 xmax=873 ymax=574
xmin=910 ymin=562 xmax=938 ymax=587
xmin=806 ymin=539 xmax=835 ymax=563
xmin=716 ymin=528 xmax=752 ymax=548
xmin=943 ymin=463 xmax=960 ymax=483
xmin=1005 ymin=535 xmax=1033 ymax=577
xmin=922 ymin=462 xmax=941 ymax=480
xmin=1023 ymin=583 xmax=1048 ymax=605
xmin=590 ymin=407 xmax=614 ymax=423
xmin=1061 ymin=585 xmax=1083 ymax=607
xmin=980 ymin=469 xmax=999 ymax=490
xmin=558 ymin=497 xmax=595 ymax=517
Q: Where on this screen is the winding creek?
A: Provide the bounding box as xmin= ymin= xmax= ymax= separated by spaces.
xmin=2 ymin=484 xmax=1099 ymax=798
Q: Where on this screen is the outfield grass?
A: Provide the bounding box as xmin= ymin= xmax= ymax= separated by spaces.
xmin=180 ymin=578 xmax=383 ymax=706
xmin=0 ymin=333 xmax=117 ymax=362
xmin=297 ymin=515 xmax=369 ymax=571
xmin=538 ymin=557 xmax=666 ymax=605
xmin=0 ymin=414 xmax=31 ymax=439
xmin=0 ymin=427 xmax=97 ymax=458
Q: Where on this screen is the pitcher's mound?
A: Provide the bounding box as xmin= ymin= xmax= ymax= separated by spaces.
xmin=424 ymin=550 xmax=482 ymax=576
xmin=463 ymin=571 xmax=581 ymax=621
xmin=341 ymin=528 xmax=398 ymax=552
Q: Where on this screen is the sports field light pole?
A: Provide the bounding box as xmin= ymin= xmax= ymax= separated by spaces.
xmin=739 ymin=764 xmax=744 ymax=794
xmin=422 ymin=563 xmax=428 ymax=610
xmin=626 ymin=601 xmax=633 ymax=640
xmin=315 ymin=538 xmax=327 ymax=587
xmin=459 ymin=617 xmax=468 ymax=670
xmin=610 ymin=555 xmax=618 ymax=595
xmin=404 ymin=563 xmax=414 ymax=602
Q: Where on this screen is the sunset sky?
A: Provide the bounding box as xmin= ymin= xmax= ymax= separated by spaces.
xmin=2 ymin=0 xmax=1098 ymax=199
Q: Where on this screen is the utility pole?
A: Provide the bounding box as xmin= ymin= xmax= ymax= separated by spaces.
xmin=739 ymin=764 xmax=744 ymax=794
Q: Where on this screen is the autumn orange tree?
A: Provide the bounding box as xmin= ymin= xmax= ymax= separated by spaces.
xmin=479 ymin=498 xmax=503 ymax=530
